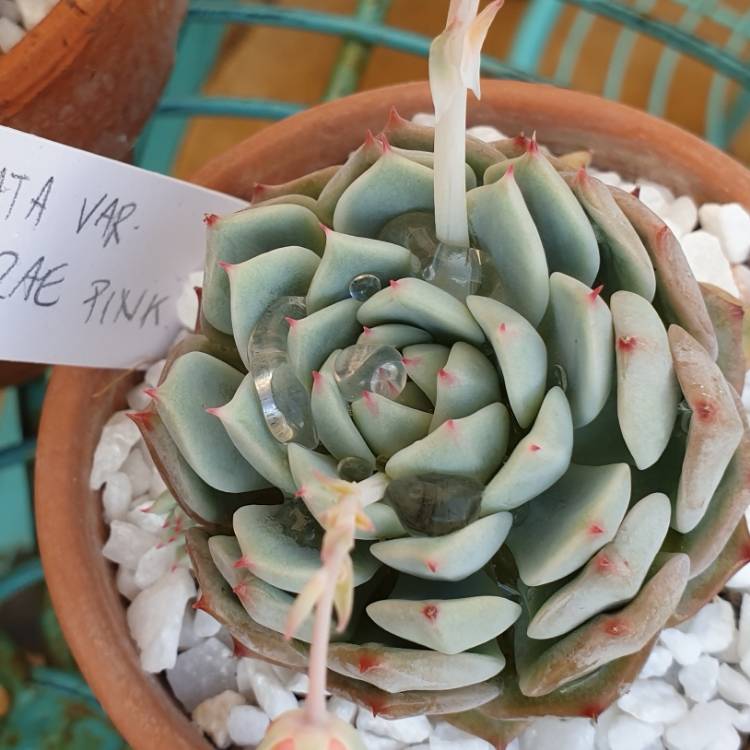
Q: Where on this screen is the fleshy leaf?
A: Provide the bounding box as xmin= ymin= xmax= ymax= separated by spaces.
xmin=152 ymin=351 xmax=270 ymax=493
xmin=351 ymin=392 xmax=432 ymax=459
xmin=506 ymin=145 xmax=600 ymax=286
xmin=134 ymin=407 xmax=265 ymax=531
xmin=669 ymin=325 xmax=744 ymax=533
xmin=385 ymin=402 xmax=509 ymax=482
xmin=328 ymin=638 xmax=506 ymax=693
xmin=370 ymin=512 xmax=512 ymax=581
xmin=401 ymin=343 xmax=451 ymax=403
xmin=467 ymin=169 xmax=549 ymax=326
xmin=482 ymin=387 xmax=573 ymax=513
xmin=676 ymin=390 xmax=750 ymax=577
xmin=311 ymin=352 xmax=376 ymax=466
xmin=333 ymin=150 xmax=435 ymax=238
xmin=610 ymin=290 xmax=679 ymax=470
xmin=569 ymin=170 xmax=655 ymax=301
xmin=701 ymin=282 xmax=746 ymax=393
xmin=203 ymin=204 xmax=324 ymax=333
xmin=430 ymin=342 xmax=503 ymax=430
xmin=367 ymin=572 xmax=520 ymax=654
xmin=528 ymin=493 xmax=671 ymax=639
xmin=224 ymin=245 xmax=320 ymax=367
xmin=357 ymin=324 xmax=433 ymax=349
xmin=306 ymin=230 xmax=414 ymax=313
xmin=518 ymin=554 xmax=689 ymax=697
xmin=611 ymin=187 xmax=718 ymax=360
xmin=287 ymin=298 xmax=362 ymax=389
xmin=359 ymin=278 xmax=485 ymax=345
xmin=466 ymin=295 xmax=547 ymax=429
xmin=210 ymin=373 xmax=296 ymax=494
xmin=508 ymin=463 xmax=631 ymax=586
xmin=543 ymin=273 xmax=614 ymax=428
xmin=233 ymin=504 xmax=380 ymax=594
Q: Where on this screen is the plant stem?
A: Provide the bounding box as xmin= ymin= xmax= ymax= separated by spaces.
xmin=304 ymin=554 xmax=338 ymax=723
xmin=433 ymin=87 xmax=470 ymax=247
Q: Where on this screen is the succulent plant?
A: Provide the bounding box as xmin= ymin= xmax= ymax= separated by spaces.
xmin=127 ymin=3 xmax=750 ymax=747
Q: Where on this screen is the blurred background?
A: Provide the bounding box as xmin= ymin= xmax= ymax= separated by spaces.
xmin=3 ymin=0 xmax=750 ymax=745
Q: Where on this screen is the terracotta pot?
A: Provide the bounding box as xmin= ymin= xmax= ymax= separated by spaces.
xmin=0 ymin=0 xmax=187 ymax=387
xmin=0 ymin=0 xmax=186 ymax=159
xmin=36 ymin=81 xmax=750 ymax=750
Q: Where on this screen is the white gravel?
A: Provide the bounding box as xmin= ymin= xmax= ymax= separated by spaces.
xmin=0 ymin=0 xmax=56 ymax=52
xmin=93 ymin=120 xmax=750 ymax=749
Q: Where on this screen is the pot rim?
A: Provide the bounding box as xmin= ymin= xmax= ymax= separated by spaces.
xmin=36 ymin=80 xmax=750 ymax=750
xmin=0 ymin=0 xmax=116 ymax=118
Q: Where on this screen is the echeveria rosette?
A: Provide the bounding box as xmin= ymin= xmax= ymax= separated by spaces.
xmin=132 ymin=113 xmax=750 ymax=744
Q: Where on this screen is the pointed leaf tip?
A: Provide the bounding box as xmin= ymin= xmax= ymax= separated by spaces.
xmin=127 ymin=410 xmax=153 ymax=430
xmin=387 ymin=104 xmax=407 ymax=128
xmin=203 ymin=212 xmax=219 ymax=226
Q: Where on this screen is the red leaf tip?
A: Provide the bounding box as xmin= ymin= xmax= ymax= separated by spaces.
xmin=386 ymin=105 xmax=406 ymax=129
xmin=588 ymin=285 xmax=604 ymax=302
xmin=203 ymin=213 xmax=219 ymax=227
xmin=251 ymin=183 xmax=267 ymax=203
xmin=217 ymin=260 xmax=234 ymax=273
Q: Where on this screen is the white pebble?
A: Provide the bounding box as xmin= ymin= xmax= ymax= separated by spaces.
xmin=0 ymin=15 xmax=22 ymax=51
xmin=467 ymin=124 xmax=505 ymax=142
xmin=134 ymin=542 xmax=177 ymax=589
xmin=193 ymin=609 xmax=222 ymax=639
xmin=192 ymin=690 xmax=245 ymax=749
xmin=0 ymin=0 xmax=21 ymax=23
xmin=89 ymin=411 xmax=142 ymax=489
xmin=328 ymin=696 xmax=357 ymax=724
xmin=430 ymin=720 xmax=494 ymax=749
xmin=594 ymin=704 xmax=621 ymax=750
xmin=680 ymin=231 xmax=740 ymax=297
xmin=144 ymin=359 xmax=166 ymax=387
xmin=665 ymin=702 xmax=739 ymax=750
xmin=718 ymin=664 xmax=750 ymax=705
xmin=122 ymin=447 xmax=152 ymax=497
xmin=640 ymin=645 xmax=673 ymax=679
xmin=737 ymin=595 xmax=750 ymax=663
xmin=359 ymin=732 xmax=406 ymax=750
xmin=618 ymin=679 xmax=688 ymax=724
xmin=686 ymin=598 xmax=735 ymax=654
xmin=102 ymin=472 xmax=132 ymax=522
xmin=698 ymin=203 xmax=750 ymax=265
xmin=659 ymin=196 xmax=698 ymax=238
xmin=102 ymin=520 xmax=157 ymax=570
xmin=115 ymin=565 xmax=141 ymax=601
xmin=125 ymin=503 xmax=167 ymax=535
xmin=518 ymin=717 xmax=595 ymax=750
xmin=166 ymin=637 xmax=238 ymax=712
xmin=678 ymin=656 xmax=719 ymax=702
xmin=660 ymin=628 xmax=702 ymax=666
xmin=588 ymin=168 xmax=623 ymax=188
xmin=149 ymin=466 xmax=167 ymax=498
xmin=637 ymin=184 xmax=670 ymax=216
xmin=227 ymin=704 xmax=269 ymax=747
xmin=235 ymin=658 xmax=297 ymax=719
xmin=178 ymin=606 xmax=203 ymax=651
xmin=357 ymin=708 xmax=431 ymax=744
xmin=126 ymin=383 xmax=151 ymax=411
xmin=727 ymin=563 xmax=750 ymax=592
xmin=176 ymin=285 xmax=200 ymax=331
xmin=126 ymin=566 xmax=196 ymax=673
xmin=608 ymin=714 xmax=663 ymax=750
xmin=731 ymin=707 xmax=750 ymax=733
xmin=731 ymin=264 xmax=750 ymax=306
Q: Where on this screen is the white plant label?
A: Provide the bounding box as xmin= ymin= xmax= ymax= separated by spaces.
xmin=0 ymin=126 xmax=248 ymax=369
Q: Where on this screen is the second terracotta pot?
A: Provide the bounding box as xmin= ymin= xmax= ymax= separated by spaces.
xmin=36 ymin=81 xmax=750 ymax=750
